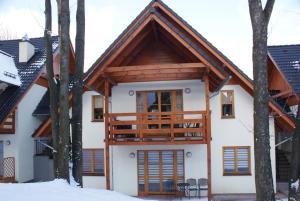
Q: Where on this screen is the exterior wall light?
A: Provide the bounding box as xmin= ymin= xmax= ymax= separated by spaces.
xmin=128 ymin=90 xmax=135 ymax=96
xmin=184 ymin=88 xmax=191 ymax=94
xmin=5 ymin=140 xmax=11 ymax=145
xmin=186 ymin=152 xmax=192 ymax=158
xmin=129 ymin=152 xmax=136 ymax=158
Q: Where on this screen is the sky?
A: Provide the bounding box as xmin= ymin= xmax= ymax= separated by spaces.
xmin=0 ymin=0 xmax=299 ymax=78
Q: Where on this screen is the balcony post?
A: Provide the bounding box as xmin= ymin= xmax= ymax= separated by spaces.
xmin=104 ymin=79 xmax=110 ymax=190
xmin=204 ymin=75 xmax=212 ymax=200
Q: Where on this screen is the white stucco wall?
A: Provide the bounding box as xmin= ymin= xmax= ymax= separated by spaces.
xmin=81 ymin=81 xmax=277 ymax=196
xmin=111 ymin=80 xmax=206 ymax=113
xmin=111 ymin=144 xmax=207 ymax=196
xmin=210 ymin=84 xmax=276 ymax=194
xmin=0 ymin=84 xmax=47 ymax=182
xmin=82 ymin=91 xmax=106 ymax=188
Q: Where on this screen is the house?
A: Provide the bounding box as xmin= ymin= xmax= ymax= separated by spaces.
xmin=0 ymin=35 xmax=75 ymax=183
xmin=32 ymin=0 xmax=295 ymax=199
xmin=267 ymin=44 xmax=300 ymax=182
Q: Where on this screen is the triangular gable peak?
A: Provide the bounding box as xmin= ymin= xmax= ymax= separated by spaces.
xmin=84 ymin=0 xmax=229 ymax=93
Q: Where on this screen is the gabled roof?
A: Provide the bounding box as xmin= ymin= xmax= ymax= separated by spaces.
xmin=268 ymin=44 xmax=300 ymax=97
xmin=84 ymin=0 xmax=231 ymax=92
xmin=0 ymin=36 xmax=59 ymax=123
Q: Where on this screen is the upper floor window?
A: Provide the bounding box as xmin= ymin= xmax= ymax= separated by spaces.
xmin=92 ymin=95 xmax=103 ymax=121
xmin=83 ymin=149 xmax=105 ymax=176
xmin=223 ymin=146 xmax=251 ymax=176
xmin=221 ymin=90 xmax=234 ymax=118
xmin=0 ymin=111 xmax=15 ymax=134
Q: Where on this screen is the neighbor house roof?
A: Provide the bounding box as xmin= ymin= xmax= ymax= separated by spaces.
xmin=0 ymin=36 xmax=59 ymax=123
xmin=268 ymin=44 xmax=300 ymax=97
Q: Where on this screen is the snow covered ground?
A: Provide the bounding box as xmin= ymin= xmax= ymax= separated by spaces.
xmin=0 ymin=180 xmax=155 ymax=201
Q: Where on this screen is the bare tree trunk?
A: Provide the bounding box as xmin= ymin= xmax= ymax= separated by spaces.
xmin=289 ymin=102 xmax=300 ymax=200
xmin=57 ymin=0 xmax=70 ymax=181
xmin=71 ymin=0 xmax=85 ymax=187
xmin=44 ymin=0 xmax=60 ymax=178
xmin=248 ymin=1 xmax=275 ymax=200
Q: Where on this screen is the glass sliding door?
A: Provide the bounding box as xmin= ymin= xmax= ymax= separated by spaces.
xmin=138 ymin=150 xmax=184 ymax=195
xmin=136 ymin=90 xmax=183 ymax=130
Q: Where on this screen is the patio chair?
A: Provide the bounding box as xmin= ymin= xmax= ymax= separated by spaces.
xmin=186 ymin=178 xmax=198 ymax=199
xmin=198 ymin=178 xmax=208 ymax=198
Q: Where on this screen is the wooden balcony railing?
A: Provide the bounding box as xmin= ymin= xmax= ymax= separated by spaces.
xmin=0 ymin=157 xmax=15 ymax=183
xmin=108 ymin=111 xmax=207 ymax=145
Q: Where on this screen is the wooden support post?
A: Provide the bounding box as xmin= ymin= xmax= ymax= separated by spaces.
xmin=104 ymin=80 xmax=111 ymax=190
xmin=204 ymin=75 xmax=212 ymax=201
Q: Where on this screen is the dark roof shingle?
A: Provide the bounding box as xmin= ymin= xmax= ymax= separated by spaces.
xmin=0 ymin=36 xmax=59 ymax=123
xmin=268 ymin=44 xmax=300 ymax=97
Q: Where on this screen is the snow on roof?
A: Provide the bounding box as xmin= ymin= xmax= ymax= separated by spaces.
xmin=0 ymin=50 xmax=21 ymax=86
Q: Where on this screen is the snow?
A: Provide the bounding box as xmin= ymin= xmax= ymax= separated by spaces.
xmin=0 ymin=180 xmax=156 ymax=201
xmin=291 ymin=60 xmax=300 ymax=70
xmin=0 ymin=50 xmax=21 ymax=86
xmin=291 ymin=179 xmax=299 ymax=192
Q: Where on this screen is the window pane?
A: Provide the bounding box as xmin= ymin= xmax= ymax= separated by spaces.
xmin=83 ymin=150 xmax=92 ymax=173
xmin=94 ymin=149 xmax=104 ymax=174
xmin=94 ymin=96 xmax=103 ymax=109
xmin=237 ymin=148 xmax=249 ymax=174
xmin=222 ymin=105 xmax=233 ymax=117
xmin=176 ymin=91 xmax=183 ymax=111
xmin=147 ymin=92 xmax=158 ymax=112
xmin=224 ymin=148 xmax=235 ymax=173
xmin=221 ymin=91 xmax=234 ymax=117
xmin=161 ymin=92 xmax=171 ymax=105
xmin=94 ymin=108 xmax=103 ymax=120
xmin=137 ymin=92 xmax=143 ymax=113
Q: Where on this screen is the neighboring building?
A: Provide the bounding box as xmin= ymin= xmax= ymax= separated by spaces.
xmin=268 ymin=44 xmax=300 ymax=182
xmin=33 ymin=0 xmax=295 ymax=199
xmin=0 ymin=35 xmax=75 ymax=183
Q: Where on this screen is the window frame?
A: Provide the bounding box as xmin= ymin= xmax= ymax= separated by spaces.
xmin=91 ymin=95 xmax=104 ymax=122
xmin=222 ymin=146 xmax=251 ymax=176
xmin=82 ymin=148 xmax=105 ymax=176
xmin=136 ymin=89 xmax=183 ymax=113
xmin=220 ymin=90 xmax=235 ymax=119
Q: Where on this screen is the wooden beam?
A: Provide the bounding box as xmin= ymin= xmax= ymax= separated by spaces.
xmin=109 ymin=140 xmax=207 ymax=146
xmin=271 ymin=89 xmax=293 ymax=99
xmin=102 ymin=74 xmax=117 ymax=86
xmin=105 ymin=63 xmax=206 ymax=73
xmin=204 ymin=75 xmax=212 ymax=201
xmin=151 ymin=20 xmax=159 ymax=41
xmin=104 ymin=80 xmax=110 ymax=190
xmin=88 ymin=16 xmax=154 ymax=86
xmin=109 ymin=68 xmax=204 ymax=77
xmin=152 ymin=15 xmax=226 ymax=80
xmin=114 ymin=73 xmax=203 ymax=83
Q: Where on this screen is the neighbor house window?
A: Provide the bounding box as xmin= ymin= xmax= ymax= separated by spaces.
xmin=223 ymin=146 xmax=251 ymax=176
xmin=83 ymin=149 xmax=104 ymax=176
xmin=221 ymin=90 xmax=234 ymax=118
xmin=92 ymin=95 xmax=103 ymax=121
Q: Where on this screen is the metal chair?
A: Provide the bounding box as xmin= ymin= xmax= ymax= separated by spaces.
xmin=177 ymin=182 xmax=189 ymax=200
xmin=186 ymin=178 xmax=198 ymax=199
xmin=198 ymin=178 xmax=208 ymax=198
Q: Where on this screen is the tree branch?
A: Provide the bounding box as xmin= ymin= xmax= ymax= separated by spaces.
xmin=263 ymin=0 xmax=275 ymax=24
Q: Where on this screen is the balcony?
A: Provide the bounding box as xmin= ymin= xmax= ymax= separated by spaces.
xmin=108 ymin=111 xmax=207 ymax=145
